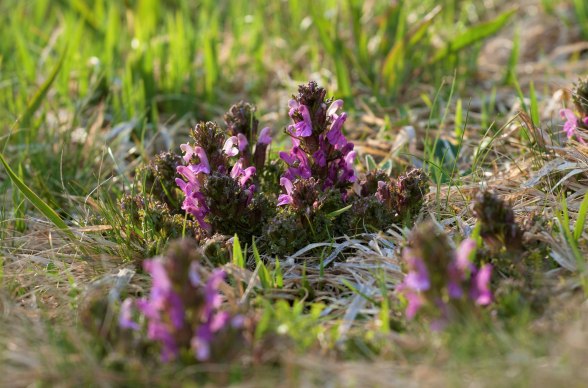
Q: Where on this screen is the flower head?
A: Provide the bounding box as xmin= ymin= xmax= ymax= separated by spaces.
xmin=277 ymin=177 xmax=294 ymax=206
xmin=470 ymin=264 xmax=493 ymax=305
xmin=396 ymin=223 xmax=493 ymax=325
xmin=119 ymin=242 xmax=239 ymax=362
xmin=258 ymin=127 xmax=272 ymax=145
xmin=289 ymin=104 xmax=313 ymax=137
xmin=560 ymin=108 xmax=587 ymax=144
xmin=223 ymin=136 xmax=239 ymax=157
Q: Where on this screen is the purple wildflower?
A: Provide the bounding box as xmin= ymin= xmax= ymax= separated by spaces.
xmin=402 ymin=249 xmax=431 ymax=291
xmin=119 ymin=298 xmax=140 ymax=330
xmin=134 ymin=258 xmax=184 ymax=361
xmin=327 ymin=99 xmax=344 ymax=118
xmin=190 ymin=268 xmax=231 ymax=361
xmin=397 ymin=230 xmax=493 ymax=325
xmin=120 ymin=252 xmax=236 ymax=362
xmin=471 ymin=264 xmax=493 ymax=305
xmin=402 ymin=289 xmax=425 ymax=320
xmin=277 ymin=177 xmax=294 ymax=206
xmin=223 ymin=136 xmax=239 ymax=157
xmin=326 ymin=112 xmax=348 ymax=148
xmin=279 ymin=147 xmax=312 ymax=180
xmin=278 ymin=82 xmax=357 ymax=209
xmin=397 ymin=249 xmax=430 ymax=319
xmin=237 ymin=133 xmax=249 ymax=152
xmin=289 ymin=104 xmax=313 ymax=137
xmin=560 ymin=108 xmax=587 ymax=144
xmin=180 ymin=144 xmax=210 ymax=174
xmin=454 ymin=238 xmax=476 ymax=273
xmin=176 ymin=164 xmax=211 ymax=232
xmin=258 ymin=127 xmax=272 ymax=145
xmin=230 ymin=159 xmax=256 ymax=187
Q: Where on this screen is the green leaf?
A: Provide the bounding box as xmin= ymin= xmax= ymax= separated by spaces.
xmin=530 ymin=81 xmax=540 ymax=127
xmin=252 ymin=239 xmax=271 ymax=289
xmin=232 ymin=234 xmax=245 ymax=268
xmin=430 ymin=9 xmax=515 ymax=64
xmin=326 ymin=204 xmax=353 ymax=220
xmin=365 ymin=154 xmax=377 ymax=172
xmin=504 ymin=27 xmax=520 ymax=85
xmin=20 ymin=46 xmax=67 ymax=130
xmin=274 ymin=257 xmax=283 ymax=289
xmin=574 ymin=192 xmax=588 ymax=241
xmin=380 ymin=160 xmax=393 ymax=175
xmin=381 ymin=6 xmax=439 ymax=89
xmin=0 ymin=153 xmax=76 ymax=241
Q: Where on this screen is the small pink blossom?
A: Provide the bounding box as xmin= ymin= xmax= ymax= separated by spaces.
xmin=237 ymin=133 xmax=249 ymax=152
xmin=258 ymin=127 xmax=272 ymax=145
xmin=277 ymin=177 xmax=294 ymax=206
xmin=223 ymin=136 xmax=239 ymax=157
xmin=560 ymin=109 xmax=587 ymax=144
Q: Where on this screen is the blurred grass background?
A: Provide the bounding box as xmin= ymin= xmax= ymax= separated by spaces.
xmin=0 ymin=0 xmax=530 ymax=216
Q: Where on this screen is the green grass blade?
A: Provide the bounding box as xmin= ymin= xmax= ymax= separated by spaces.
xmin=365 ymin=155 xmax=377 ymax=172
xmin=252 ymin=239 xmax=271 ymax=289
xmin=326 ymin=204 xmax=353 ymax=220
xmin=504 ymin=27 xmax=520 ymax=84
xmin=529 ymin=81 xmax=540 ymax=127
xmin=232 ymin=234 xmax=245 ymax=268
xmin=574 ymin=192 xmax=588 ymax=241
xmin=0 ymin=153 xmax=76 ymax=240
xmin=274 ymin=257 xmax=283 ymax=289
xmin=20 ymin=46 xmax=67 ymax=130
xmin=430 ymin=9 xmax=515 ymax=65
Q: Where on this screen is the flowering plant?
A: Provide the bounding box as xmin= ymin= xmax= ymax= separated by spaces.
xmin=560 ymin=78 xmax=588 ymax=144
xmin=397 ymin=222 xmax=492 ymax=328
xmin=263 ymin=82 xmax=428 ymax=254
xmin=175 ymin=105 xmax=274 ymax=240
xmin=120 ymin=240 xmax=246 ymax=361
xmin=118 ymin=82 xmax=429 ymax=257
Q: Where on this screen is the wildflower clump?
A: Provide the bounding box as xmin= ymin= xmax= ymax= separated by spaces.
xmin=116 ymin=151 xmax=197 ymax=257
xmin=118 ymin=193 xmax=197 ymax=257
xmin=396 ymin=222 xmax=493 ymax=328
xmin=118 ymin=82 xmax=429 ymax=258
xmin=472 ymin=190 xmax=523 ymax=253
xmin=120 ymin=239 xmax=249 ymax=362
xmin=175 ymin=106 xmax=274 ymax=241
xmin=264 ymin=81 xmax=429 ymax=254
xmin=560 ymin=78 xmax=588 ymax=144
xmin=347 ymin=168 xmax=428 ymax=233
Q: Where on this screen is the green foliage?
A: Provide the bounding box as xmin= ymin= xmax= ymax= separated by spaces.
xmin=0 ymin=152 xmax=76 ymax=241
xmin=255 ymin=299 xmax=328 ymax=352
xmin=430 ymin=9 xmax=515 ymax=64
xmin=232 ymin=234 xmax=246 ymax=269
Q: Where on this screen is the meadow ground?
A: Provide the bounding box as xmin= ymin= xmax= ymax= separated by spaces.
xmin=1 ymin=0 xmax=588 ymax=386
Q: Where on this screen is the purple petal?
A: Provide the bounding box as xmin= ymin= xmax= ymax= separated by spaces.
xmin=119 ymin=298 xmax=140 ymax=330
xmin=237 ymin=133 xmax=249 ymax=152
xmin=471 ymin=264 xmax=493 ymax=305
xmin=455 ymin=238 xmax=476 ymax=272
xmin=258 ymin=127 xmax=272 ymax=145
xmin=404 ymin=290 xmax=424 ymax=319
xmin=327 ymin=99 xmax=344 ymax=117
xmin=280 ymin=177 xmax=294 ymax=195
xmin=277 ymin=194 xmax=293 ymax=206
xmin=223 ymin=136 xmax=239 ymax=157
xmin=180 ymin=143 xmax=196 ymax=163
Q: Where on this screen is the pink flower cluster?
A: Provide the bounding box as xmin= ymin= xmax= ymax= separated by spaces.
xmin=278 ymin=93 xmax=356 ymax=206
xmin=175 ymin=129 xmax=271 ymax=232
xmin=397 ymin=238 xmax=493 ymax=325
xmin=560 ymin=108 xmax=587 ymax=144
xmin=120 ymin=260 xmax=241 ymax=361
